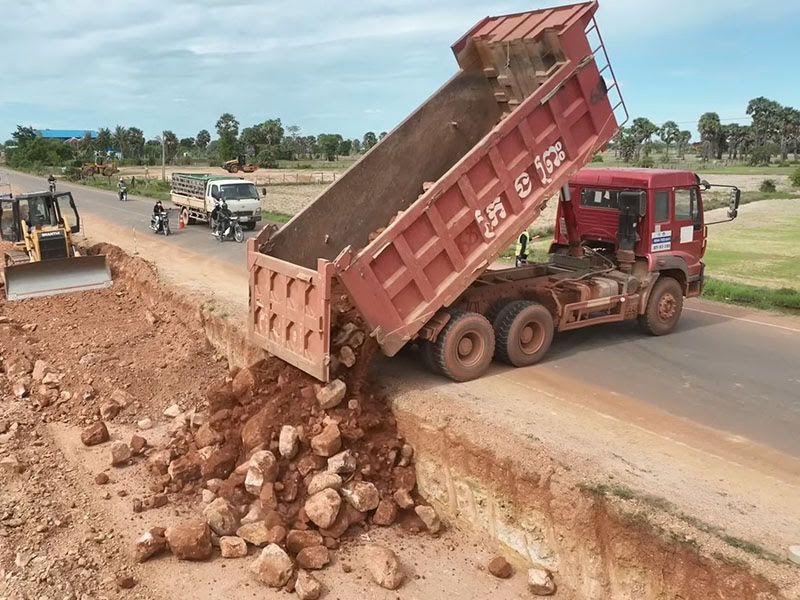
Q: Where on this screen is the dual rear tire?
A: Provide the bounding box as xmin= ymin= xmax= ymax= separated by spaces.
xmin=422 ymin=301 xmax=554 ymax=382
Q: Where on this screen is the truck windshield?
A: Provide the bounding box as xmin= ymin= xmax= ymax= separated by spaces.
xmin=580 ymin=188 xmax=645 ymax=210
xmin=220 ymin=183 xmax=258 ymax=201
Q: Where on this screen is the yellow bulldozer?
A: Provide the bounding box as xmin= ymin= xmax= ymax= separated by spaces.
xmin=0 ymin=190 xmax=111 ymax=300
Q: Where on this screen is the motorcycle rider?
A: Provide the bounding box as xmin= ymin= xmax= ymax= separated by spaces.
xmin=217 ymin=200 xmax=232 ymax=238
xmin=47 ymin=174 xmax=56 ymax=193
xmin=151 ymin=200 xmax=166 ymax=232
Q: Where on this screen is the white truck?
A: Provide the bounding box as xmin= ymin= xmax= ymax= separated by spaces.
xmin=170 ymin=173 xmax=262 ymax=230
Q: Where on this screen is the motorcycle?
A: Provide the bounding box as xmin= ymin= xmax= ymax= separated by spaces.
xmin=213 ymin=214 xmax=244 ymax=243
xmin=118 ymin=185 xmax=128 ymax=201
xmin=48 ymin=180 xmax=56 ymax=193
xmin=150 ymin=211 xmax=171 ymax=236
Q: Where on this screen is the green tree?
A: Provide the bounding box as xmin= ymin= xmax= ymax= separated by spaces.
xmin=196 ymin=129 xmax=211 ymax=150
xmin=697 ymin=112 xmax=722 ymax=161
xmin=676 ymin=130 xmax=692 ymax=159
xmin=261 ymin=119 xmax=284 ymax=147
xmin=746 ymin=97 xmax=781 ymax=148
xmin=779 ymin=106 xmax=800 ymax=162
xmin=162 ymin=130 xmax=179 ymax=163
xmin=379 ymin=131 xmax=388 ymax=140
xmin=659 ymin=120 xmax=679 ymax=158
xmin=179 ymin=137 xmax=195 ymax=149
xmin=317 ymin=134 xmax=343 ymax=161
xmin=362 ymin=131 xmax=377 ymax=151
xmin=338 ymin=139 xmax=352 ymax=156
xmin=215 ymin=113 xmax=240 ymax=161
xmin=96 ymin=128 xmax=112 ymax=156
xmin=351 ymin=138 xmax=361 ymax=154
xmin=629 ymin=117 xmax=658 ymax=158
xmin=12 ymin=125 xmax=37 ymax=145
xmin=240 ymin=126 xmax=265 ymax=158
xmin=112 ymin=125 xmax=127 ymax=156
xmin=126 ymin=127 xmax=145 ymax=161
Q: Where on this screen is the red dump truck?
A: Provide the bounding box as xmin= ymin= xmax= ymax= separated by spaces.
xmin=246 ymin=1 xmax=739 ymax=382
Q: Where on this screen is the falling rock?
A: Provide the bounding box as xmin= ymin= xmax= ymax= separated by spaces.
xmin=236 ymin=522 xmax=277 ymax=547
xmin=250 ymin=544 xmax=295 ymax=588
xmin=339 ymin=346 xmax=356 ymax=368
xmin=373 ymin=499 xmax=398 ymax=526
xmin=12 ymin=379 xmax=29 ymax=399
xmin=163 ymin=404 xmax=182 ymax=418
xmin=134 ymin=528 xmax=167 ymax=563
xmin=316 ymin=379 xmax=346 ymax=409
xmin=195 ymin=423 xmax=223 ymax=449
xmin=307 ymin=472 xmax=342 ymax=496
xmin=393 ymin=489 xmax=414 ymax=510
xmin=32 ymin=359 xmax=52 ymax=382
xmin=295 ymin=570 xmax=322 ymax=600
xmin=110 ymin=442 xmax=131 ymax=466
xmin=130 ymin=434 xmax=147 ymax=455
xmin=168 ymin=455 xmax=202 ymax=486
xmin=81 ymin=421 xmax=109 ymax=446
xmin=41 ymin=371 xmax=60 ymax=388
xmin=278 ymin=425 xmax=300 ymax=459
xmin=286 ymin=530 xmax=324 ymax=555
xmin=232 ymin=366 xmax=257 ymax=399
xmin=111 ymin=388 xmax=134 ymax=407
xmin=311 ymin=423 xmax=341 ymax=457
xmin=165 ymin=520 xmax=213 ymax=561
xmin=342 ymin=481 xmax=380 ymax=512
xmin=296 ymin=545 xmax=330 ymax=570
xmin=415 ymin=505 xmax=441 ymax=533
xmin=528 ymin=568 xmax=556 ymax=596
xmin=304 ymin=488 xmax=341 ymax=529
xmin=327 ymin=449 xmax=357 ymax=475
xmin=220 ymin=536 xmax=248 ymax=558
xmin=203 ymin=498 xmax=239 ymax=536
xmin=99 ymin=401 xmax=121 ymax=421
xmin=137 ymin=417 xmax=153 ymax=430
xmin=245 ymin=450 xmax=278 ymax=495
xmin=488 ymin=556 xmax=513 ymax=579
xmin=363 ymin=544 xmax=404 ymax=590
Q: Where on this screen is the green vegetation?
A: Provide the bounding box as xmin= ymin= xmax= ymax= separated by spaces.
xmin=790 ymin=166 xmax=800 ymax=187
xmin=702 ymin=279 xmax=800 ymax=312
xmin=759 ymin=179 xmax=777 ymax=192
xmin=262 ymin=210 xmax=292 ymax=224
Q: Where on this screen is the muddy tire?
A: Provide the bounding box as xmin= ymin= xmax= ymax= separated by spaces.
xmin=433 ymin=310 xmax=494 ymax=382
xmin=229 ymin=164 xmax=239 ymax=173
xmin=418 ymin=340 xmax=440 ymax=375
xmin=486 ymin=299 xmax=513 ymax=329
xmin=639 ymin=277 xmax=683 ymax=336
xmin=494 ymin=300 xmax=554 ymax=367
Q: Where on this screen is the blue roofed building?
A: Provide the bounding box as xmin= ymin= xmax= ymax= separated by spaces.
xmin=37 ymin=129 xmax=98 ymax=141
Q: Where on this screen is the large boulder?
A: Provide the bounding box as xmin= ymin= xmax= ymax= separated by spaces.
xmin=203 ymin=497 xmax=239 ymax=536
xmin=165 ymin=520 xmax=212 ymax=561
xmin=250 ymin=544 xmax=294 ymax=588
xmin=363 ymin=544 xmax=404 ymax=590
xmin=304 ymin=489 xmax=341 ymax=529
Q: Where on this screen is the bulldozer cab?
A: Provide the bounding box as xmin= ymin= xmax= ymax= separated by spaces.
xmin=1 ymin=191 xmax=112 ymax=300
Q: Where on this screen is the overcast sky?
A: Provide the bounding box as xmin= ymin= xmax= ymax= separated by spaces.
xmin=2 ymin=0 xmax=799 ymax=142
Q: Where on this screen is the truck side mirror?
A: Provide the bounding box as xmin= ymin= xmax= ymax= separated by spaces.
xmin=727 ymin=187 xmax=740 ymax=220
xmin=699 ymin=179 xmax=711 ymax=190
xmin=618 ymin=190 xmax=646 ymax=217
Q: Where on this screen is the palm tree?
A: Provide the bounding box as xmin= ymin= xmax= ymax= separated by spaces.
xmin=112 ymin=125 xmax=127 ymax=158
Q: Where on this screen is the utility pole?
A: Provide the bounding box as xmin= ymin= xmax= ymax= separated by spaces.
xmin=161 ymin=132 xmax=166 ymax=182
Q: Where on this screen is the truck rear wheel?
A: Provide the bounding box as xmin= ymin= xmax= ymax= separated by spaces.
xmin=433 ymin=310 xmax=494 ymax=382
xmin=639 ymin=276 xmax=683 ymax=336
xmin=494 ymin=300 xmax=554 ymax=367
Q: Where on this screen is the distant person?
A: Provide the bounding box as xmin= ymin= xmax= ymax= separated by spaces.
xmin=131 ymin=175 xmax=137 ymax=189
xmin=515 ymin=228 xmax=533 ymax=267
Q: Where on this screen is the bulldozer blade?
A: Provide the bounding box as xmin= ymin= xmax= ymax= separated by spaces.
xmin=3 ymin=255 xmax=112 ymax=301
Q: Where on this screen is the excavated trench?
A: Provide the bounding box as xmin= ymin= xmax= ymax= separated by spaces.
xmin=2 ymin=243 xmax=789 ymax=599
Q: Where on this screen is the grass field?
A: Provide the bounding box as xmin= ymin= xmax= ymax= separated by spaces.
xmin=702 ymin=199 xmax=800 ymax=311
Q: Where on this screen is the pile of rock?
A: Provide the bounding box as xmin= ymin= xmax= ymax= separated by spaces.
xmin=130 ymin=360 xmax=440 ymax=594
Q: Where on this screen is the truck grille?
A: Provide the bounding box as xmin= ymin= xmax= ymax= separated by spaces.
xmin=37 ymin=231 xmax=68 ymax=260
xmin=235 ymin=211 xmax=253 ymax=218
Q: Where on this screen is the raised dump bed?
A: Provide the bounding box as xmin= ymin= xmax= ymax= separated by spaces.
xmin=248 ymin=1 xmax=626 ymax=380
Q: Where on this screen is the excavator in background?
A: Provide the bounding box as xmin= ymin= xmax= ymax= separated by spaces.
xmin=0 ymin=190 xmax=111 ymax=300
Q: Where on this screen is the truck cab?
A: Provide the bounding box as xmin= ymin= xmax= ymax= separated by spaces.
xmin=206 ymin=178 xmax=261 ymax=229
xmin=553 ymin=169 xmax=732 ymax=297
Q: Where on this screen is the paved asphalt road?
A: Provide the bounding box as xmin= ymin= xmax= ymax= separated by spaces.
xmin=4 ymin=168 xmax=800 ymax=457
xmin=1 ymin=168 xmax=253 ymax=268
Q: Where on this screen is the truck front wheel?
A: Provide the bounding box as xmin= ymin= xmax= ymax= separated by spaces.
xmin=494 ymin=300 xmax=554 ymax=367
xmin=639 ymin=277 xmax=683 ymax=336
xmin=433 ymin=310 xmax=495 ymax=382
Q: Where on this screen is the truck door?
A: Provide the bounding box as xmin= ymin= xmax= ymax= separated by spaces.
xmin=672 ymin=187 xmax=703 ymax=277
